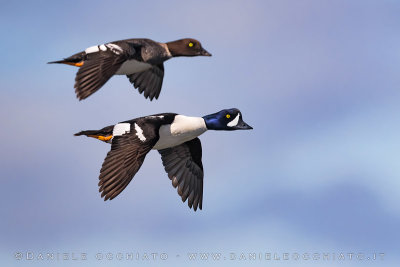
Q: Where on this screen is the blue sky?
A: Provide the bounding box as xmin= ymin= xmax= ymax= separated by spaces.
xmin=1 ymin=0 xmax=400 ymax=266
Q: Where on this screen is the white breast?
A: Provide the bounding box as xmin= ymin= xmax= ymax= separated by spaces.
xmin=115 ymin=59 xmax=152 ymax=75
xmin=153 ymin=115 xmax=207 ymax=150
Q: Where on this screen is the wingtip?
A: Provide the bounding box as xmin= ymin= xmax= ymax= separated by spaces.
xmin=76 ymin=92 xmax=86 ymax=101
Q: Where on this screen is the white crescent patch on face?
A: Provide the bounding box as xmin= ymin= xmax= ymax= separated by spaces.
xmin=227 ymin=113 xmax=240 ymax=127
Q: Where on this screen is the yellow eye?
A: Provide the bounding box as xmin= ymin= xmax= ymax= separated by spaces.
xmin=188 ymin=42 xmax=194 ymax=47
xmin=226 ymin=114 xmax=230 ymax=119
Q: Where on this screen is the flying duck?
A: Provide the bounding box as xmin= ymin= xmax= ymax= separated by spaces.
xmin=75 ymin=108 xmax=252 ymax=211
xmin=49 ymin=38 xmax=211 ymax=101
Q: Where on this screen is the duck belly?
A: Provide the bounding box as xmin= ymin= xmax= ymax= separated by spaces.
xmin=115 ymin=59 xmax=152 ymax=75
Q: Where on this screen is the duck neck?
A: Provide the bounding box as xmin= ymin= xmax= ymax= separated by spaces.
xmin=166 ymin=40 xmax=185 ymax=57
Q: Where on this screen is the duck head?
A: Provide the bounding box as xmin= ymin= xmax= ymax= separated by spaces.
xmin=203 ymin=108 xmax=253 ymax=131
xmin=166 ymin=38 xmax=212 ymax=57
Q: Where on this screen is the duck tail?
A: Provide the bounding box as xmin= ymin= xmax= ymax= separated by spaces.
xmin=74 ymin=125 xmax=114 ymax=142
xmin=74 ymin=130 xmax=101 ymax=137
xmin=48 ymin=52 xmax=86 ymax=67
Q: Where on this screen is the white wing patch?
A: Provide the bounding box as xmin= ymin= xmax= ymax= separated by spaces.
xmin=106 ymin=43 xmax=123 ymax=55
xmin=85 ymin=43 xmax=121 ymax=54
xmin=147 ymin=115 xmax=165 ymax=119
xmin=227 ymin=114 xmax=240 ymax=127
xmin=99 ymin=44 xmax=107 ymax=51
xmin=85 ymin=43 xmax=123 ymax=55
xmin=134 ymin=123 xmax=146 ymax=142
xmin=85 ymin=45 xmax=100 ymax=54
xmin=113 ymin=123 xmax=131 ymax=137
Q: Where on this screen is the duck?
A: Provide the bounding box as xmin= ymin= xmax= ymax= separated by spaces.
xmin=48 ymin=38 xmax=211 ymax=101
xmin=74 ymin=108 xmax=252 ymax=211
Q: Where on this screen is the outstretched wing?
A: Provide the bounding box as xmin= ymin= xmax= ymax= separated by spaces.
xmin=98 ymin=123 xmax=158 ymax=200
xmin=127 ymin=63 xmax=164 ymax=101
xmin=158 ymin=138 xmax=204 ymax=211
xmin=74 ymin=49 xmax=129 ymax=100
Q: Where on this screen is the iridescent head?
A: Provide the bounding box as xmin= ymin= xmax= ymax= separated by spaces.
xmin=203 ymin=108 xmax=253 ymax=130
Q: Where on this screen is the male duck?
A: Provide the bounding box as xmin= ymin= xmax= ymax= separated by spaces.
xmin=75 ymin=108 xmax=252 ymax=211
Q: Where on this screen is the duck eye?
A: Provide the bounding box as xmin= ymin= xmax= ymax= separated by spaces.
xmin=188 ymin=42 xmax=194 ymax=47
xmin=226 ymin=114 xmax=231 ymax=119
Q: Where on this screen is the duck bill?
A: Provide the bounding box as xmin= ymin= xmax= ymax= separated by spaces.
xmin=234 ymin=120 xmax=253 ymax=130
xmin=200 ymin=48 xmax=212 ymax=56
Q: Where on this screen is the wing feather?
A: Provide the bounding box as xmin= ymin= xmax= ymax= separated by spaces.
xmin=158 ymin=138 xmax=204 ymax=211
xmin=75 ymin=50 xmax=128 ymax=100
xmin=127 ymin=64 xmax=164 ymax=101
xmin=98 ymin=123 xmax=158 ymax=201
